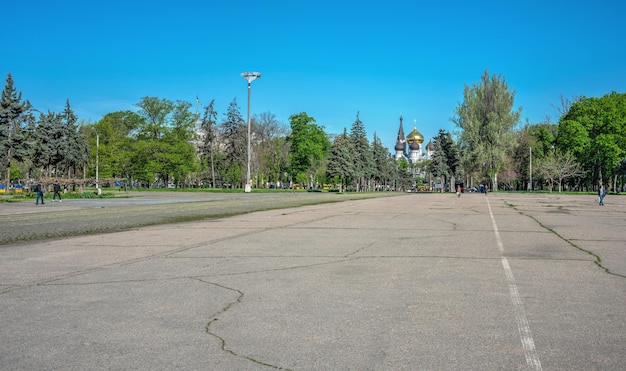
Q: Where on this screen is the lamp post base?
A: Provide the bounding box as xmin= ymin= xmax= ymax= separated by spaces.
xmin=244 ymin=184 xmax=251 ymax=193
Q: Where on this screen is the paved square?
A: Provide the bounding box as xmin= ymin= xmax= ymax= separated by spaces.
xmin=1 ymin=193 xmax=625 ymax=370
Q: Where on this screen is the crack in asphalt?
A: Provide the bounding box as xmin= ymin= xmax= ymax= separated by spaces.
xmin=193 ymin=278 xmax=290 ymax=370
xmin=506 ymin=203 xmax=626 ymax=279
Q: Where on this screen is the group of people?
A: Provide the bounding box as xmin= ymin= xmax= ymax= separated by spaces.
xmin=34 ymin=180 xmax=63 ymax=205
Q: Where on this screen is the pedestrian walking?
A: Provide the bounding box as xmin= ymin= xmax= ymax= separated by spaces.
xmin=35 ymin=182 xmax=45 ymax=205
xmin=598 ymin=185 xmax=606 ymax=206
xmin=52 ymin=180 xmax=62 ymax=202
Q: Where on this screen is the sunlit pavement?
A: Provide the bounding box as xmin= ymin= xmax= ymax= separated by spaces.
xmin=1 ymin=192 xmax=624 ymax=370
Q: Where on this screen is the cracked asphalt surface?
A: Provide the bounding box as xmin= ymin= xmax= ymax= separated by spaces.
xmin=1 ymin=192 xmax=625 ymax=370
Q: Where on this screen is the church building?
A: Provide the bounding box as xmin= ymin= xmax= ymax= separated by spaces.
xmin=394 ymin=115 xmax=434 ymax=176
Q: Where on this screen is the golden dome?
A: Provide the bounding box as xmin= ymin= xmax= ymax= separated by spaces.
xmin=406 ymin=128 xmax=424 ymax=145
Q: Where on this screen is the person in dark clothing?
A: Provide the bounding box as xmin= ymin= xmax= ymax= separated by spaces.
xmin=52 ymin=180 xmax=62 ymax=202
xmin=598 ymin=185 xmax=606 ymax=206
xmin=35 ymin=182 xmax=45 ymax=205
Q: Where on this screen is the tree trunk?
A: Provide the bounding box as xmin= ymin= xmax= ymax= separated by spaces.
xmin=492 ymin=173 xmax=498 ymax=192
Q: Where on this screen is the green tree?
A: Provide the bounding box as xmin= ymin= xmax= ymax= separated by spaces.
xmin=326 ymin=128 xmax=354 ymax=191
xmin=135 ymin=97 xmax=174 ymax=140
xmin=221 ymin=98 xmax=246 ymax=187
xmin=199 ymin=99 xmax=219 ymax=187
xmin=349 ymin=112 xmax=374 ymax=191
xmin=225 ymin=163 xmax=243 ymax=187
xmin=557 ymin=92 xmax=626 ymax=190
xmin=0 ymin=73 xmax=32 ymax=187
xmin=287 ymin=112 xmax=330 ymax=187
xmin=163 ymin=100 xmax=198 ymax=187
xmin=429 ymin=136 xmax=450 ymax=193
xmin=48 ymin=106 xmax=68 ymax=176
xmin=161 ymin=136 xmax=197 ymax=188
xmin=61 ymin=100 xmax=89 ymax=178
xmin=531 ymin=122 xmax=557 ymax=157
xmin=263 ymin=136 xmax=290 ymax=188
xmin=32 ymin=110 xmax=61 ymax=177
xmin=88 ymin=111 xmax=142 ymax=183
xmin=428 ymin=130 xmax=459 ymax=192
xmin=512 ymin=120 xmax=557 ymax=190
xmin=453 ymin=69 xmax=521 ymax=191
xmin=371 ymin=132 xmax=394 ymax=190
xmin=170 ymin=100 xmax=196 ymax=141
xmin=615 ymin=157 xmax=626 ymax=191
xmin=132 ymin=97 xmax=197 ymax=187
xmin=395 ymin=157 xmax=412 ymax=191
xmin=251 ymin=112 xmax=288 ymax=187
xmin=252 ymin=112 xmax=289 ymax=187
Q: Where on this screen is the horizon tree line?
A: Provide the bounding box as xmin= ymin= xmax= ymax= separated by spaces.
xmin=2 ymin=71 xmax=625 ymax=193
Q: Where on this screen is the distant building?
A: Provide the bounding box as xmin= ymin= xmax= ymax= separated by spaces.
xmin=394 ymin=115 xmax=433 ymax=176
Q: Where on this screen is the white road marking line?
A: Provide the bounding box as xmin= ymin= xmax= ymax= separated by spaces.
xmin=487 ymin=197 xmax=542 ymax=370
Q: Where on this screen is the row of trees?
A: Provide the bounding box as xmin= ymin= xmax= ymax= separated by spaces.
xmin=0 ymin=70 xmax=418 ymax=191
xmin=433 ymin=70 xmax=625 ymax=193
xmin=0 ymin=73 xmax=89 ymax=188
xmin=2 ymin=70 xmax=625 ymax=193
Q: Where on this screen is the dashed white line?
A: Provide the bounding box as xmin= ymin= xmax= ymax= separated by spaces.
xmin=487 ymin=197 xmax=542 ymax=370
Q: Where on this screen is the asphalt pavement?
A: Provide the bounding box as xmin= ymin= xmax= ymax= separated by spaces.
xmin=1 ymin=192 xmax=624 ymax=370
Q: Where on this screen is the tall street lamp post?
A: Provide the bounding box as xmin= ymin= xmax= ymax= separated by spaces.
xmin=96 ymin=133 xmax=101 ymax=195
xmin=529 ymin=146 xmax=532 ymax=191
xmin=241 ymin=71 xmax=261 ymax=193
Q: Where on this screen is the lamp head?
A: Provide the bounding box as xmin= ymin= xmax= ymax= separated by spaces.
xmin=241 ymin=71 xmax=261 ymax=83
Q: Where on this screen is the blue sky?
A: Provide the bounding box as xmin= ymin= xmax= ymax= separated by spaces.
xmin=3 ymin=0 xmax=625 ymax=152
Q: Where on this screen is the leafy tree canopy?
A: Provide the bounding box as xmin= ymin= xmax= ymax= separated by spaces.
xmin=453 ymin=69 xmax=521 ymax=190
xmin=287 ymin=112 xmax=330 ymax=180
xmin=557 ymin=91 xmax=626 ymax=186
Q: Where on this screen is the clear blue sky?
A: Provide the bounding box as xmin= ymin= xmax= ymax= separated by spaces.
xmin=3 ymin=0 xmax=625 ymax=152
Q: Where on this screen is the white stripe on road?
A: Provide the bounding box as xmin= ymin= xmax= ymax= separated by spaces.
xmin=487 ymin=197 xmax=542 ymax=370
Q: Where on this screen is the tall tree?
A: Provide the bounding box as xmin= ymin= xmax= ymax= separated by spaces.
xmin=32 ymin=111 xmax=61 ymax=177
xmin=89 ymin=111 xmax=142 ymax=181
xmin=326 ymin=128 xmax=354 ymax=191
xmin=371 ymin=132 xmax=394 ymax=190
xmin=264 ymin=136 xmax=290 ymax=188
xmin=132 ymin=97 xmax=198 ymax=187
xmin=199 ymin=99 xmax=219 ymax=188
xmin=135 ymin=97 xmax=174 ymax=140
xmin=428 ymin=130 xmax=459 ymax=192
xmin=557 ymin=92 xmax=626 ymax=189
xmin=453 ymin=69 xmax=521 ymax=191
xmin=163 ymin=100 xmax=198 ymax=187
xmin=429 ymin=135 xmax=450 ymax=193
xmin=615 ymin=157 xmax=626 ymax=191
xmin=394 ymin=157 xmax=412 ymax=191
xmin=511 ymin=123 xmax=535 ymax=190
xmin=511 ymin=120 xmax=557 ymax=190
xmin=47 ymin=105 xmax=69 ymax=176
xmin=349 ymin=112 xmax=374 ymax=191
xmin=59 ymin=100 xmax=90 ymax=178
xmin=252 ymin=111 xmax=289 ymax=187
xmin=221 ymin=98 xmax=246 ymax=187
xmin=441 ymin=130 xmax=460 ymax=180
xmin=0 ymin=73 xmax=32 ymax=187
xmin=287 ymin=112 xmax=330 ymax=187
xmin=169 ymin=100 xmax=195 ymax=141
